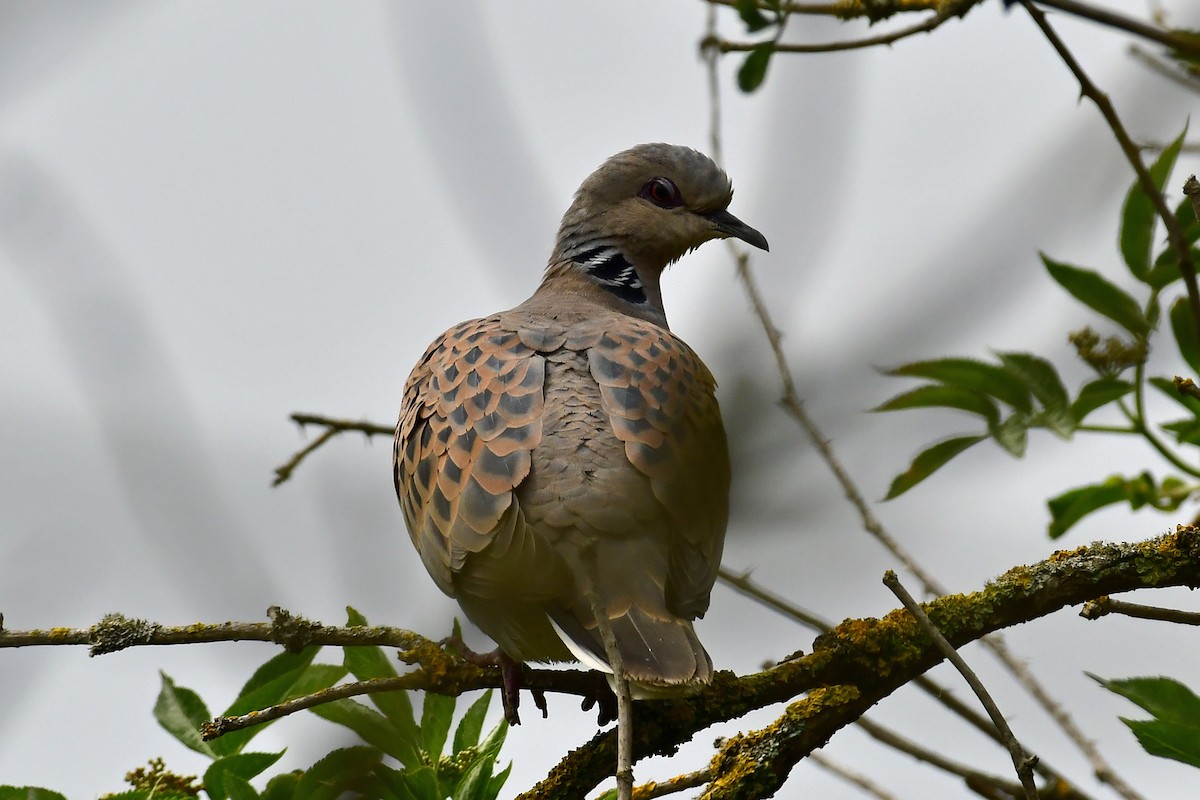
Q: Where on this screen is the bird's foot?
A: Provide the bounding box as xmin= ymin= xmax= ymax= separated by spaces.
xmin=438 ymin=635 xmax=544 ymax=726
xmin=580 ymin=672 xmax=618 ymax=726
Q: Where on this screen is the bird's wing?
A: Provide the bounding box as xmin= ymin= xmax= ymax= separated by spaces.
xmin=586 ymin=319 xmax=730 ymax=619
xmin=394 ymin=315 xmax=546 ymax=596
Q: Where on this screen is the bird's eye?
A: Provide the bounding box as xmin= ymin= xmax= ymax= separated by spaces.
xmin=639 ymin=177 xmax=683 ymax=209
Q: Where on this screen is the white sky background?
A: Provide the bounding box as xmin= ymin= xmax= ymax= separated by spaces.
xmin=1 ymin=1 xmax=1198 ymax=797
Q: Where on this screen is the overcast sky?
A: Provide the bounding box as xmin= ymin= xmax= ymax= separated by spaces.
xmin=2 ymin=2 xmax=1198 ymax=797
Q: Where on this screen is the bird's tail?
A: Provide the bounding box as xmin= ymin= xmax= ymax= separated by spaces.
xmin=548 ymin=606 xmax=713 ymax=695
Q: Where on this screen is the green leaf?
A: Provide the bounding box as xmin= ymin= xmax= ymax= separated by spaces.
xmin=1071 ymin=377 xmax=1134 ymax=422
xmin=1161 ymin=418 xmax=1200 ymax=445
xmin=0 ymin=789 xmax=69 ymax=800
xmin=421 ymin=692 xmax=457 ymax=762
xmin=215 ymin=656 xmax=346 ymax=757
xmin=1046 ymin=477 xmax=1128 ymax=539
xmin=1042 ymin=255 xmax=1149 ymax=335
xmin=883 ymin=435 xmax=987 ymax=500
xmin=453 ymin=718 xmax=510 ymax=800
xmin=1170 ymin=296 xmax=1200 ymax=375
xmin=223 ymin=774 xmax=261 ymax=800
xmin=735 ymin=0 xmax=774 ymax=32
xmin=392 ymin=766 xmax=440 ymax=800
xmin=989 ymin=412 xmax=1029 ymax=457
xmin=996 ymin=352 xmax=1074 ymax=437
xmin=154 ymin=671 xmax=217 ymax=758
xmin=205 ymin=752 xmax=285 ymax=800
xmin=737 ymin=42 xmax=774 ymax=93
xmin=292 ymin=747 xmax=382 ymax=800
xmin=1091 ymin=674 xmax=1200 ymax=768
xmin=1122 ymin=124 xmax=1188 ymax=280
xmin=453 ymin=690 xmax=494 ymax=754
xmin=343 ymin=607 xmax=422 ymax=768
xmin=1149 ymin=376 xmax=1200 ymax=415
xmin=884 ymin=358 xmax=1032 ymax=412
xmin=311 ymin=699 xmax=418 ymax=764
xmin=871 ymin=384 xmax=1000 ymax=423
xmin=1144 ymin=196 xmax=1200 ymax=288
xmin=260 ymin=771 xmax=303 ymax=800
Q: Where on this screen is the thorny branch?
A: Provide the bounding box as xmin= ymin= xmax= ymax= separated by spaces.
xmin=273 ymin=413 xmax=394 ymax=486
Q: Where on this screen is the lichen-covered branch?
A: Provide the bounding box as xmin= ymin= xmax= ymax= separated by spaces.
xmin=518 ymin=528 xmax=1200 ymax=799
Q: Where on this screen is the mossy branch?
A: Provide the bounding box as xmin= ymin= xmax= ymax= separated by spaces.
xmin=519 ymin=527 xmax=1200 ymax=800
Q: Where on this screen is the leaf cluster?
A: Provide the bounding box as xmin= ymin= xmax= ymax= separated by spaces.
xmin=876 ymin=127 xmax=1200 ymax=538
xmin=1 ymin=609 xmax=508 ymax=800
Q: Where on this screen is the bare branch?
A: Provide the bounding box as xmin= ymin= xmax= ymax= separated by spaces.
xmin=884 ymin=571 xmax=1040 ymax=799
xmin=273 ymin=413 xmax=393 ymax=486
xmin=631 ymin=768 xmax=711 ymax=799
xmin=701 ymin=12 xmax=949 ymax=55
xmin=809 ymin=752 xmax=899 ymax=800
xmin=1080 ymin=595 xmax=1200 ymax=625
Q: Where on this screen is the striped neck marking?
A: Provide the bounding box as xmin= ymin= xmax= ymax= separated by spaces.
xmin=574 ymin=246 xmax=647 ymax=305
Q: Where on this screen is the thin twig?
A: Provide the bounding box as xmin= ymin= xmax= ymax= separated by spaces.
xmin=273 ymin=413 xmax=393 ymax=486
xmin=1128 ymin=44 xmax=1200 ymax=95
xmin=1080 ymin=595 xmax=1200 ymax=625
xmin=809 ymin=752 xmax=899 ymax=800
xmin=701 ymin=11 xmax=949 ymax=55
xmin=1022 ymin=0 xmax=1200 ymax=359
xmin=883 ymin=571 xmax=1040 ymax=800
xmin=1035 ymin=0 xmax=1200 ymax=62
xmin=631 ymin=768 xmax=711 ymax=799
xmin=584 ymin=546 xmax=634 ymax=800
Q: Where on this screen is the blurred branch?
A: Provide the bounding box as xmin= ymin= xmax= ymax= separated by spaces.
xmin=520 ymin=529 xmax=1200 ymax=799
xmin=809 ymin=752 xmax=898 ymax=800
xmin=631 ymin=768 xmax=711 ymax=799
xmin=1021 ymin=0 xmax=1200 ymax=356
xmin=701 ymin=11 xmax=950 ymax=55
xmin=1080 ymin=595 xmax=1200 ymax=625
xmin=704 ymin=0 xmax=1200 ymax=59
xmin=273 ymin=413 xmax=393 ymax=486
xmin=1128 ymin=44 xmax=1200 ymax=95
xmin=885 ymin=571 xmax=1039 ymax=799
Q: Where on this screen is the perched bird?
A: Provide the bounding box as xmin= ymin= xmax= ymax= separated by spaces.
xmin=394 ymin=143 xmax=768 ymax=723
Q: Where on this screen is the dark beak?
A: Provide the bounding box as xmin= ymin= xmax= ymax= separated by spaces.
xmin=705 ymin=209 xmax=769 ymax=252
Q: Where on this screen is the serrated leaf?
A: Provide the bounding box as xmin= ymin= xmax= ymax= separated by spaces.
xmin=1122 ymin=124 xmax=1188 ymax=279
xmin=883 ymin=435 xmax=986 ymax=500
xmin=989 ymin=411 xmax=1029 ymax=457
xmin=0 ymin=789 xmax=69 ymax=800
xmin=872 ymin=384 xmax=1000 ymax=423
xmin=292 ymin=747 xmax=381 ymax=800
xmin=1149 ymin=376 xmax=1200 ymax=415
xmin=1145 ymin=196 xmax=1200 ymax=288
xmin=453 ymin=690 xmax=494 ymax=754
xmin=453 ymin=719 xmax=510 ymax=800
xmin=421 ymin=692 xmax=456 ymax=762
xmin=1071 ymin=377 xmax=1134 ymax=422
xmin=154 ymin=671 xmax=217 ymax=757
xmin=1161 ymin=418 xmax=1200 ymax=445
xmin=310 ymin=699 xmax=417 ymax=764
xmin=1042 ymin=255 xmax=1149 ymax=335
xmin=224 ymin=774 xmax=261 ymax=800
xmin=884 ymin=358 xmax=1032 ymax=412
xmin=214 ymin=657 xmax=346 ymax=757
xmin=394 ymin=766 xmax=440 ymax=800
xmin=1046 ymin=478 xmax=1128 ymax=539
xmin=260 ymin=771 xmax=302 ymax=800
xmin=343 ymin=607 xmax=422 ymax=768
xmin=1091 ymin=674 xmax=1200 ymax=768
xmin=997 ymin=352 xmax=1074 ymax=437
xmin=205 ymin=752 xmax=286 ymax=800
xmin=735 ymin=0 xmax=774 ymax=32
xmin=737 ymin=42 xmax=774 ymax=93
xmin=1170 ymin=296 xmax=1200 ymax=375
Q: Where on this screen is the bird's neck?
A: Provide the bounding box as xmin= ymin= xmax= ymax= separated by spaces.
xmin=534 ymin=247 xmax=669 ymax=328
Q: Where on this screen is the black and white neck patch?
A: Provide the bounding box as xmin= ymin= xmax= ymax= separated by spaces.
xmin=573 ymin=246 xmax=647 ymax=305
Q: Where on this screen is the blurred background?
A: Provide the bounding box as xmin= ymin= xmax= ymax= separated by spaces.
xmin=1 ymin=1 xmax=1198 ymax=797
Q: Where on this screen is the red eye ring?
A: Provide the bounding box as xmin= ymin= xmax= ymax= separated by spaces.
xmin=640 ymin=177 xmax=683 ymax=209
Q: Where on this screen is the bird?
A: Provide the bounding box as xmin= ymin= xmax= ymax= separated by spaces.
xmin=393 ymin=143 xmax=768 ymax=724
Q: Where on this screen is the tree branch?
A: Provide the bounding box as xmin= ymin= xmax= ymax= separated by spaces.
xmin=518 ymin=528 xmax=1200 ymax=799
xmin=1080 ymin=595 xmax=1200 ymax=625
xmin=273 ymin=413 xmax=393 ymax=486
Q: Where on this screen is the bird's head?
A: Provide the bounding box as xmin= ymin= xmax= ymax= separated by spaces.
xmin=552 ymin=143 xmax=768 ymax=273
